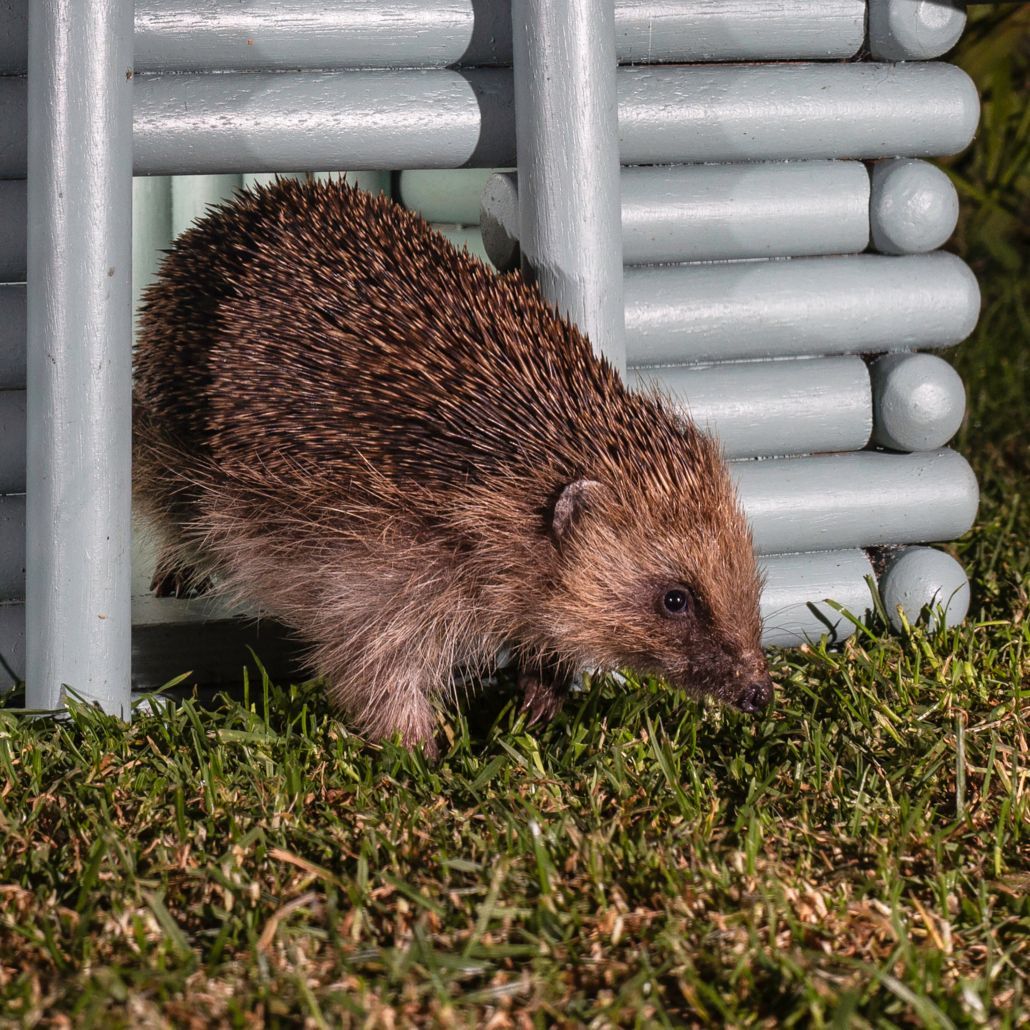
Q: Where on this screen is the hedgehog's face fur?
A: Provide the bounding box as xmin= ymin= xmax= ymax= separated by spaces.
xmin=542 ymin=472 xmax=772 ymax=714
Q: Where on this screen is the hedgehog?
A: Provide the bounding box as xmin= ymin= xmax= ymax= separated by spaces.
xmin=133 ymin=178 xmax=773 ymax=754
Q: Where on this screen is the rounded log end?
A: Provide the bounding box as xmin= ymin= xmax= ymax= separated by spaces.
xmin=479 ymin=171 xmax=521 ymax=271
xmin=869 ymin=158 xmax=959 ymax=254
xmin=868 ymin=0 xmax=967 ymax=62
xmin=871 ymin=351 xmax=966 ymax=451
xmin=879 ymin=546 xmax=970 ymax=632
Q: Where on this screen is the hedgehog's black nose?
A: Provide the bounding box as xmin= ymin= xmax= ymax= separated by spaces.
xmin=735 ymin=677 xmax=773 ymax=715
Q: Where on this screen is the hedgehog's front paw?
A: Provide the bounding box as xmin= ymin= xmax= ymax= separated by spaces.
xmin=518 ymin=665 xmax=570 ymax=726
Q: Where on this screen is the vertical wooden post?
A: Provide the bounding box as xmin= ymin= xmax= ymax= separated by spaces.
xmin=26 ymin=0 xmax=134 ymax=714
xmin=511 ymin=0 xmax=625 ymax=374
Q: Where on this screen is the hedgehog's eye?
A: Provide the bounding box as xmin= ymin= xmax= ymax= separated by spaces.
xmin=661 ymin=587 xmax=691 ymax=617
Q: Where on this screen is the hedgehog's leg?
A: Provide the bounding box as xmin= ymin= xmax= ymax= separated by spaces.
xmin=518 ymin=659 xmax=571 ymax=726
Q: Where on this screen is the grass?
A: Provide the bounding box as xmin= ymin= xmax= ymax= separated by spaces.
xmin=1 ymin=11 xmax=1027 ymax=1027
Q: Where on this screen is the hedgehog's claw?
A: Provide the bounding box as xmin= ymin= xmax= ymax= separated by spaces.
xmin=518 ymin=667 xmax=569 ymax=726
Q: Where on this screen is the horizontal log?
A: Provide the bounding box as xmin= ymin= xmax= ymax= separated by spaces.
xmin=870 ymin=352 xmax=966 ymax=452
xmin=481 ymin=162 xmax=871 ymax=268
xmin=0 ymin=1 xmax=865 ymax=75
xmin=759 ymin=549 xmax=874 ymax=648
xmin=624 ymin=252 xmax=980 ymax=365
xmin=631 ymin=357 xmax=871 ymax=459
xmin=0 ymin=62 xmax=980 ymax=177
xmin=870 ymin=158 xmax=960 ymax=255
xmin=732 ymin=448 xmax=978 ymax=555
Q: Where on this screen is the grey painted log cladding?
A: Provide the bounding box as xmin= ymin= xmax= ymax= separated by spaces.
xmin=481 ymin=162 xmax=871 ymax=269
xmin=26 ymin=0 xmax=134 ymax=715
xmin=0 ymin=0 xmax=865 ymax=74
xmin=879 ymin=547 xmax=970 ymax=632
xmin=733 ymin=449 xmax=978 ymax=556
xmin=631 ymin=357 xmax=872 ymax=460
xmin=0 ymin=63 xmax=982 ymax=177
xmin=868 ymin=0 xmax=966 ymax=62
xmin=511 ymin=0 xmax=625 ymax=370
xmin=870 ymin=352 xmax=966 ymax=452
xmin=870 ymin=159 xmax=960 ymax=255
xmin=0 ymin=179 xmax=26 ymax=282
xmin=760 ymin=550 xmax=874 ymax=649
xmin=0 ymin=286 xmax=25 ymax=389
xmin=624 ymin=252 xmax=980 ymax=366
xmin=0 ymin=545 xmax=879 ymax=690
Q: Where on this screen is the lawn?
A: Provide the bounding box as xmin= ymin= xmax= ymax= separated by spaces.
xmin=1 ymin=10 xmax=1027 ymax=1027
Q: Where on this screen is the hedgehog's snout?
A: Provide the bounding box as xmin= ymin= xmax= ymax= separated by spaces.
xmin=732 ymin=676 xmax=774 ymax=715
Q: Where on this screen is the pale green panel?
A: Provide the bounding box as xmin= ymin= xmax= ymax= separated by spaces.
xmin=242 ymin=171 xmax=305 ymax=188
xmin=131 ymin=176 xmax=172 ymax=340
xmin=313 ymin=170 xmax=390 ymax=195
xmin=399 ymin=169 xmax=507 ymax=225
xmin=433 ymin=225 xmax=490 ymax=265
xmin=171 ymin=174 xmax=243 ymax=237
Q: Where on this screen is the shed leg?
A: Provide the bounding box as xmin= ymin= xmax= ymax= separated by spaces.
xmin=26 ymin=0 xmax=134 ymax=715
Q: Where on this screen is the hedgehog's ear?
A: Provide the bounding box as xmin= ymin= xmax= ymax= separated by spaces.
xmin=550 ymin=479 xmax=606 ymax=547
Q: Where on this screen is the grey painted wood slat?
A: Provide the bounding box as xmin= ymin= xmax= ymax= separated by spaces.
xmin=481 ymin=162 xmax=871 ymax=269
xmin=624 ymin=252 xmax=980 ymax=366
xmin=0 ymin=286 xmax=26 ymax=390
xmin=0 ymin=62 xmax=981 ymax=177
xmin=868 ymin=0 xmax=966 ymax=62
xmin=26 ymin=0 xmax=134 ymax=716
xmin=759 ymin=549 xmax=874 ymax=649
xmin=870 ymin=352 xmax=966 ymax=452
xmin=0 ymin=0 xmax=865 ymax=74
xmin=870 ymin=158 xmax=960 ymax=255
xmin=732 ymin=448 xmax=978 ymax=556
xmin=0 ymin=179 xmax=26 ymax=282
xmin=512 ymin=0 xmax=625 ymax=371
xmin=631 ymin=357 xmax=872 ymax=459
